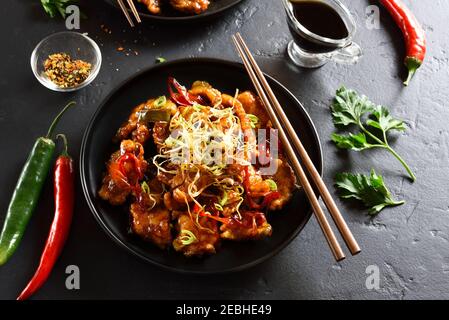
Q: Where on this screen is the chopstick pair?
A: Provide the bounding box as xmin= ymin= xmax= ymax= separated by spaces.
xmin=232 ymin=33 xmax=361 ymax=261
xmin=117 ymin=0 xmax=142 ymax=27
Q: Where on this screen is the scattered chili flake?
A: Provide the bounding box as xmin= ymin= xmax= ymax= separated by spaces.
xmin=101 ymin=24 xmax=112 ymax=34
xmin=44 ymin=53 xmax=92 ymax=88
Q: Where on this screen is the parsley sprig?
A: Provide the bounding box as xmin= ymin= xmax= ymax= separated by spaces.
xmin=335 ymin=169 xmax=405 ymax=215
xmin=331 ymin=87 xmax=416 ymax=181
xmin=40 ymin=0 xmax=77 ymax=18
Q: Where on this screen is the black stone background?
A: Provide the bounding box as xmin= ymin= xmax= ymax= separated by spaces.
xmin=0 ymin=0 xmax=448 ymax=299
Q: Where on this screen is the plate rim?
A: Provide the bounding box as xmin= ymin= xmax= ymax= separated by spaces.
xmin=80 ymin=57 xmax=323 ymax=274
xmin=103 ymin=0 xmax=246 ymax=22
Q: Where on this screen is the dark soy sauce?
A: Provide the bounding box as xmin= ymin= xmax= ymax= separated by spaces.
xmin=287 ymin=0 xmax=349 ymax=53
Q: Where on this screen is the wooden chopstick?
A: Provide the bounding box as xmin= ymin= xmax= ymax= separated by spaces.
xmin=233 ymin=33 xmax=361 ymax=257
xmin=117 ymin=0 xmax=135 ymax=27
xmin=127 ymin=0 xmax=142 ymax=23
xmin=232 ymin=36 xmax=345 ymax=262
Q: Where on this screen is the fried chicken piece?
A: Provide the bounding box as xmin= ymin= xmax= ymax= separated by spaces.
xmin=237 ymin=91 xmax=297 ymax=210
xmin=98 ymin=140 xmax=147 ymax=206
xmin=226 ymin=164 xmax=271 ymax=198
xmin=220 ymin=211 xmax=272 ymax=241
xmin=130 ymin=203 xmax=172 ymax=249
xmin=138 ymin=0 xmax=162 ymax=14
xmin=98 ymin=151 xmax=130 ymax=205
xmin=115 ymin=98 xmax=176 ymax=145
xmin=169 ymin=0 xmax=210 ymax=14
xmin=152 ymin=121 xmax=170 ymax=152
xmin=132 ymin=125 xmax=151 ymax=145
xmin=237 ymin=91 xmax=271 ymax=128
xmin=163 ymin=192 xmax=186 ymax=211
xmin=173 ymin=212 xmax=220 ymax=257
xmin=267 ymin=157 xmax=296 ymax=211
xmin=115 ymin=99 xmax=153 ymax=144
xmin=189 ymin=81 xmax=222 ymax=106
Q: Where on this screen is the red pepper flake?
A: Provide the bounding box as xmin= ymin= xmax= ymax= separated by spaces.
xmin=100 ymin=24 xmax=112 ymax=34
xmin=44 ymin=53 xmax=92 ymax=88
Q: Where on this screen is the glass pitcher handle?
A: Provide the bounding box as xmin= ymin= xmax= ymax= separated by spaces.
xmin=330 ymin=42 xmax=363 ymax=65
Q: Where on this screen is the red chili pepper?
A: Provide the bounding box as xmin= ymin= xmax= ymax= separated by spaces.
xmin=194 ymin=203 xmax=231 ymax=225
xmin=118 ymin=153 xmax=144 ymax=182
xmin=17 ymin=134 xmax=74 ymax=300
xmin=168 ymin=77 xmax=196 ymax=106
xmin=261 ymin=191 xmax=281 ymax=207
xmin=380 ymin=0 xmax=426 ymax=85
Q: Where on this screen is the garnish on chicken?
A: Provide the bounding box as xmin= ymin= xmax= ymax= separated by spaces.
xmin=99 ymin=79 xmax=297 ymax=257
xmin=169 ymin=0 xmax=210 ymax=15
xmin=137 ymin=0 xmax=162 ymax=14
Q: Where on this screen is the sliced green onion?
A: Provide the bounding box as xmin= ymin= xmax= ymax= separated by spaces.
xmin=156 ymin=57 xmax=166 ymax=63
xmin=247 ymin=114 xmax=259 ymax=128
xmin=214 ymin=203 xmax=224 ymax=211
xmin=265 ymin=179 xmax=278 ymax=191
xmin=141 ymin=181 xmax=150 ymax=194
xmin=180 ymin=230 xmax=197 ymax=245
xmin=153 ymin=96 xmax=167 ymax=108
xmin=193 ymin=104 xmax=205 ymax=112
xmin=219 ymin=190 xmax=228 ymax=206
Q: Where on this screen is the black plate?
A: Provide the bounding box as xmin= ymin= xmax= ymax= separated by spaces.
xmin=80 ymin=58 xmax=323 ymax=274
xmin=104 ymin=0 xmax=245 ymax=22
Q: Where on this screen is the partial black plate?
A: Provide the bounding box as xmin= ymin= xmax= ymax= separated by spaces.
xmin=104 ymin=0 xmax=245 ymax=22
xmin=80 ymin=58 xmax=323 ymax=274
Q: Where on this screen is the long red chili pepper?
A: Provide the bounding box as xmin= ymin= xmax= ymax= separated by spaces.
xmin=168 ymin=77 xmax=195 ymax=106
xmin=17 ymin=134 xmax=75 ymax=300
xmin=380 ymin=0 xmax=426 ymax=85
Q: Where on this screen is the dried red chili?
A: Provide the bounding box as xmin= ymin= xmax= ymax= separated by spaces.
xmin=168 ymin=77 xmax=196 ymax=106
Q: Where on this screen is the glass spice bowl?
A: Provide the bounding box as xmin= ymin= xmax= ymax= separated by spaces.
xmin=31 ymin=31 xmax=102 ymax=92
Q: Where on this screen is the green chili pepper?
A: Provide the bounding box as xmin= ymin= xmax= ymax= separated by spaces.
xmin=138 ymin=109 xmax=171 ymax=123
xmin=0 ymin=102 xmax=75 ymax=266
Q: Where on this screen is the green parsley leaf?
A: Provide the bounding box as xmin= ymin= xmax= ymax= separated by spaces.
xmin=366 ymin=105 xmax=406 ymax=133
xmin=331 ymin=132 xmax=374 ymax=151
xmin=40 ymin=0 xmax=78 ymax=18
xmin=331 ymin=86 xmax=375 ymax=126
xmin=335 ymin=169 xmax=405 ymax=215
xmin=331 ymin=86 xmax=416 ymax=181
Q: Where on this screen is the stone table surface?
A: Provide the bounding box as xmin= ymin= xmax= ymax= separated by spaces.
xmin=0 ymin=0 xmax=448 ymax=300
